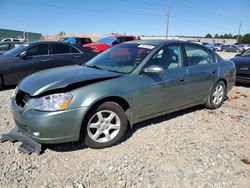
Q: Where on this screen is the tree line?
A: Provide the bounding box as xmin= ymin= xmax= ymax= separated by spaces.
xmin=205 ymin=33 xmax=250 ymax=43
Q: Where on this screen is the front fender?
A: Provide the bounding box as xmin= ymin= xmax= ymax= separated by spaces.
xmin=67 ymin=75 xmax=138 ymax=116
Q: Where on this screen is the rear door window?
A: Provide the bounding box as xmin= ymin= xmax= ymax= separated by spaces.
xmin=184 ymin=45 xmax=215 ymax=66
xmin=50 ymin=44 xmax=71 ymax=54
xmin=70 ymin=46 xmax=80 ymax=53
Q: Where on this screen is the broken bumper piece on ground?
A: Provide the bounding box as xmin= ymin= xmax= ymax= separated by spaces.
xmin=0 ymin=126 xmax=42 ymax=155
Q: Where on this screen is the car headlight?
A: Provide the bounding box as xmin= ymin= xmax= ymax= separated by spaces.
xmin=32 ymin=93 xmax=73 ymax=112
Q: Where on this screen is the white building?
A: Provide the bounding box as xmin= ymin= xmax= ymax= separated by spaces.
xmin=140 ymin=35 xmax=237 ymax=44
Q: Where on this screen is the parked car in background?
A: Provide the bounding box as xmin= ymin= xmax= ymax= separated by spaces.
xmin=0 ymin=41 xmax=24 ymax=55
xmin=59 ymin=37 xmax=92 ymax=47
xmin=1 ymin=38 xmax=24 ymax=42
xmin=221 ymin=45 xmax=243 ymax=53
xmin=0 ymin=41 xmax=97 ymax=89
xmin=83 ymin=36 xmax=137 ymax=52
xmin=214 ymin=43 xmax=223 ymax=51
xmin=8 ymin=40 xmax=235 ymax=151
xmin=230 ymin=49 xmax=250 ymax=84
xmin=202 ymin=43 xmax=215 ymax=51
xmin=235 ymin=44 xmax=250 ymax=52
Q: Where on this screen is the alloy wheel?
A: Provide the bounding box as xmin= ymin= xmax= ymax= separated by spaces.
xmin=87 ymin=110 xmax=121 ymax=143
xmin=212 ymin=85 xmax=224 ymax=105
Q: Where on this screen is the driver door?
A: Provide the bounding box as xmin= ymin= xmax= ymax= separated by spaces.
xmin=137 ymin=44 xmax=190 ymax=118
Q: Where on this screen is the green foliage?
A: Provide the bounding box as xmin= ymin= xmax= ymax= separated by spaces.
xmin=205 ymin=33 xmax=212 ymax=38
xmin=59 ymin=31 xmax=65 ymax=36
xmin=209 ymin=33 xmax=250 ymax=43
xmin=241 ymin=34 xmax=250 ymax=43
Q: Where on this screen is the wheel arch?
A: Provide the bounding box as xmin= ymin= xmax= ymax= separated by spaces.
xmin=206 ymin=78 xmax=228 ymax=103
xmin=86 ymin=96 xmax=131 ymax=117
xmin=217 ymin=78 xmax=227 ymax=89
xmin=79 ymin=96 xmax=133 ymax=141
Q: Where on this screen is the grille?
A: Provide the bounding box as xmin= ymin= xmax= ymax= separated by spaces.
xmin=15 ymin=90 xmax=30 ymax=107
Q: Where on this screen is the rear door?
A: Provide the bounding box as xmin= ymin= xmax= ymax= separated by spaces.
xmin=50 ymin=43 xmax=83 ymax=67
xmin=183 ymin=44 xmax=219 ymax=103
xmin=12 ymin=44 xmax=51 ymax=83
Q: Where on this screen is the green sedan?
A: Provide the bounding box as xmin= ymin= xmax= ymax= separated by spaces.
xmin=10 ymin=40 xmax=235 ymax=149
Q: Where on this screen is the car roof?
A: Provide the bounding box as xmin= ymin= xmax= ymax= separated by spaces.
xmin=60 ymin=37 xmax=91 ymax=39
xmin=25 ymin=40 xmax=73 ymax=45
xmin=125 ymin=39 xmax=191 ymax=46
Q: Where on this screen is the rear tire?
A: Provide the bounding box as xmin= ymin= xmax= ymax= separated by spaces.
xmin=205 ymin=81 xmax=226 ymax=109
xmin=83 ymin=102 xmax=128 ymax=149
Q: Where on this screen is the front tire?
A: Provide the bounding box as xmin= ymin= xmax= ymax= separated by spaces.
xmin=205 ymin=81 xmax=226 ymax=109
xmin=83 ymin=102 xmax=128 ymax=149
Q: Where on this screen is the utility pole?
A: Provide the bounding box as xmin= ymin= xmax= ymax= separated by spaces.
xmin=166 ymin=0 xmax=170 ymax=40
xmin=237 ymin=22 xmax=242 ymax=43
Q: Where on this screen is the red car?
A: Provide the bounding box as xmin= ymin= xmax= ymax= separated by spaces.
xmin=83 ymin=36 xmax=137 ymax=52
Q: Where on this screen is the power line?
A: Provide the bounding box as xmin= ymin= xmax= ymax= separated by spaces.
xmin=170 ymin=1 xmax=250 ymax=28
xmin=171 ymin=16 xmax=228 ymax=31
xmin=120 ymin=0 xmax=249 ymax=28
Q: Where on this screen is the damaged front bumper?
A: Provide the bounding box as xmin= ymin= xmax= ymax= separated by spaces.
xmin=0 ymin=126 xmax=42 ymax=155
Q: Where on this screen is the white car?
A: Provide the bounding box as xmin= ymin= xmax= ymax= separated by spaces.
xmin=235 ymin=44 xmax=250 ymax=51
xmin=1 ymin=38 xmax=25 ymax=42
xmin=214 ymin=43 xmax=223 ymax=51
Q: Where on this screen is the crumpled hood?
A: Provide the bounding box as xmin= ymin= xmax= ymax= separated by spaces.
xmin=19 ymin=65 xmax=121 ymax=96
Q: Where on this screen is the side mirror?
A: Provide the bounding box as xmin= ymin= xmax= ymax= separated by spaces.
xmin=143 ymin=65 xmax=163 ymax=74
xmin=19 ymin=51 xmax=27 ymax=58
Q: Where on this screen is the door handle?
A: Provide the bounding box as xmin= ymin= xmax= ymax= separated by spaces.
xmin=212 ymin=70 xmax=217 ymax=74
xmin=74 ymin=55 xmax=81 ymax=58
xmin=42 ymin=59 xmax=51 ymax=62
xmin=179 ymin=78 xmax=185 ymax=82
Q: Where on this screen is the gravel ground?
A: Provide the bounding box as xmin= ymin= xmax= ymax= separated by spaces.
xmin=0 ymin=52 xmax=249 ymax=188
xmin=217 ymin=51 xmax=237 ymax=60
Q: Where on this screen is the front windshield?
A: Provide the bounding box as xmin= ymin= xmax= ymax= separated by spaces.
xmin=96 ymin=37 xmax=117 ymax=45
xmin=3 ymin=43 xmax=30 ymax=56
xmin=85 ymin=43 xmax=155 ymax=74
xmin=241 ymin=49 xmax=250 ymax=57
